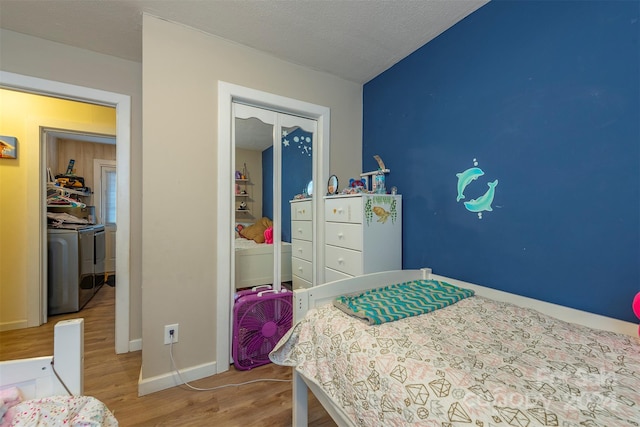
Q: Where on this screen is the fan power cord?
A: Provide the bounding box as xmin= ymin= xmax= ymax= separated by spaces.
xmin=168 ymin=336 xmax=291 ymax=392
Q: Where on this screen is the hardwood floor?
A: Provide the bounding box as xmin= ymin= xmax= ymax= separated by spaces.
xmin=0 ymin=285 xmax=336 ymax=426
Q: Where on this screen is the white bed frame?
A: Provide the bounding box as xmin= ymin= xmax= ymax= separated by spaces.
xmin=290 ymin=268 xmax=638 ymax=427
xmin=235 ymin=241 xmax=292 ymax=289
xmin=0 ymin=318 xmax=84 ymax=400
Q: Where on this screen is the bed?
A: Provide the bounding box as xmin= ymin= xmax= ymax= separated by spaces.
xmin=0 ymin=318 xmax=117 ymax=426
xmin=270 ymin=268 xmax=640 ymax=426
xmin=235 ymin=238 xmax=292 ymax=289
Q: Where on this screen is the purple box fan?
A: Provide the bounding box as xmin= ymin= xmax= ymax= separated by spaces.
xmin=232 ymin=286 xmax=293 ymax=370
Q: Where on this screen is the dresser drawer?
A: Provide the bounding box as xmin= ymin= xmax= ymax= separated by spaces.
xmin=291 ymin=238 xmax=313 ymax=262
xmin=325 ymin=222 xmax=362 ymax=251
xmin=325 ymin=245 xmax=362 ymax=276
xmin=292 ymin=257 xmax=312 ymax=282
xmin=324 ymin=267 xmax=353 ymax=283
xmin=290 ymin=200 xmax=312 ymax=221
xmin=292 ymin=275 xmax=312 ymax=290
xmin=291 ymin=220 xmax=313 ymax=241
xmin=325 ymin=197 xmax=362 ymax=224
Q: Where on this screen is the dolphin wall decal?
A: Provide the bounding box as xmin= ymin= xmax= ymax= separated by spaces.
xmin=464 ymin=180 xmax=498 ymax=213
xmin=456 ymin=167 xmax=484 ymax=202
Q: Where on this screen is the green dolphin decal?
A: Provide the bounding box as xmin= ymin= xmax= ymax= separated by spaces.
xmin=464 ymin=179 xmax=498 ymax=212
xmin=456 ymin=167 xmax=484 ymax=202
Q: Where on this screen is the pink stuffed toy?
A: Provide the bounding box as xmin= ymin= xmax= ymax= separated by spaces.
xmin=633 ymin=291 xmax=640 ymax=336
xmin=264 ymin=226 xmax=273 ymax=244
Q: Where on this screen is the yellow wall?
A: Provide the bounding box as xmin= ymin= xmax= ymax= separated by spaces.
xmin=0 ymin=88 xmax=115 ymax=330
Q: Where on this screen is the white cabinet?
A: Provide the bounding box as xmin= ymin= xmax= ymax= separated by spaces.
xmin=290 ymin=199 xmax=313 ymax=290
xmin=324 ymin=194 xmax=401 ymax=281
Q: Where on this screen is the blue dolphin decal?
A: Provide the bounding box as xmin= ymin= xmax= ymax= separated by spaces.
xmin=464 ymin=179 xmax=498 ymax=213
xmin=456 ymin=167 xmax=484 ymax=202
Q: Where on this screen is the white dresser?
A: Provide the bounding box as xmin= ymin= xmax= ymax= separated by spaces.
xmin=324 ymin=194 xmax=402 ymax=282
xmin=290 ymin=199 xmax=313 ymax=289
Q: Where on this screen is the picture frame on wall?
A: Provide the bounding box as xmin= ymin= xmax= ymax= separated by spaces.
xmin=0 ymin=136 xmax=17 ymax=159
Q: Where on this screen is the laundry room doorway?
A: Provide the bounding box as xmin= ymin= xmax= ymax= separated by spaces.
xmin=0 ymin=71 xmax=131 ymax=354
xmin=43 ymin=128 xmax=117 ymax=324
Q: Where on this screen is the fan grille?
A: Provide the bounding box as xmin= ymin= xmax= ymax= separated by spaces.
xmin=233 ymin=292 xmax=293 ymax=370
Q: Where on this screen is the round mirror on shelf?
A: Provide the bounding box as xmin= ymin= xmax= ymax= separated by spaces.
xmin=306 ymin=180 xmax=313 ymax=197
xmin=327 ymin=175 xmax=338 ymax=195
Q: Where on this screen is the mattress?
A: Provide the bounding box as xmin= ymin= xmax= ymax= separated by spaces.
xmin=235 ymin=238 xmax=259 ymax=250
xmin=235 ymin=238 xmax=292 ymax=253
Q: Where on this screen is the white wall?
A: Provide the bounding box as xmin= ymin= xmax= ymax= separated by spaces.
xmin=141 ymin=15 xmax=363 ymax=383
xmin=0 ymin=29 xmax=143 ymax=341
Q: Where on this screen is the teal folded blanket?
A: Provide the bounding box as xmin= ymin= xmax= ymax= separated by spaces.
xmin=333 ymin=279 xmax=475 ymax=325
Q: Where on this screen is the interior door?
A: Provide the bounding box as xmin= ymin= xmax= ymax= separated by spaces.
xmin=99 ymin=164 xmax=117 ymax=274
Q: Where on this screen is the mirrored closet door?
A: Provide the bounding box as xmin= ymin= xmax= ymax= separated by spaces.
xmin=232 ymin=103 xmax=317 ymax=292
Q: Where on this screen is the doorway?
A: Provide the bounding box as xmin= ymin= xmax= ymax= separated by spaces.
xmin=42 ymin=128 xmax=117 ymax=323
xmin=94 ymin=158 xmax=117 ymax=276
xmin=216 ymin=81 xmax=330 ymax=372
xmin=0 ymin=70 xmax=131 ymax=354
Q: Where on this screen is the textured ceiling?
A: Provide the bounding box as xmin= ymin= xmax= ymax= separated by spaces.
xmin=0 ymin=0 xmax=487 ymax=84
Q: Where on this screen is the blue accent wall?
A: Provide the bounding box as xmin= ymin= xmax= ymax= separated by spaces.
xmin=363 ymin=0 xmax=640 ymax=322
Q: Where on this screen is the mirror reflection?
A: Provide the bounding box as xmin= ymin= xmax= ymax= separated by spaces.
xmin=278 ymin=124 xmax=313 ymax=242
xmin=284 ymin=124 xmax=314 ymax=290
xmin=234 ymin=116 xmax=293 ymax=290
xmin=233 ymin=110 xmax=316 ymax=292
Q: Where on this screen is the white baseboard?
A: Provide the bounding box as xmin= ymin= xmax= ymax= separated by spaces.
xmin=137 ymin=361 xmax=217 ymax=396
xmin=128 ymin=338 xmax=142 ymax=352
xmin=0 ymin=320 xmax=28 ymax=332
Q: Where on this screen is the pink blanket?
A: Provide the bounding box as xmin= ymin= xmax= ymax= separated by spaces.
xmin=1 ymin=394 xmax=117 ymax=427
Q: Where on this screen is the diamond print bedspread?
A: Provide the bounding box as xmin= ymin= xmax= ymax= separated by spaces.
xmin=270 ymin=296 xmax=640 ymax=426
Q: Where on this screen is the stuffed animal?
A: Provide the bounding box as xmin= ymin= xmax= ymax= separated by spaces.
xmin=633 ymin=291 xmax=640 ymax=336
xmin=239 ymin=217 xmax=273 ymax=243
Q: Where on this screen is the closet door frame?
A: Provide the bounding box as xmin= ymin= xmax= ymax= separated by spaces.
xmin=216 ymin=82 xmax=330 ymax=372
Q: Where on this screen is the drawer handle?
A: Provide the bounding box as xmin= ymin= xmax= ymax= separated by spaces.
xmin=297 ymin=228 xmax=303 ymax=233
xmin=337 ymin=232 xmax=344 ymax=239
xmin=298 ymin=266 xmax=303 ymax=272
xmin=297 ymin=247 xmax=303 ymax=252
xmin=337 ymin=257 xmax=344 ymax=264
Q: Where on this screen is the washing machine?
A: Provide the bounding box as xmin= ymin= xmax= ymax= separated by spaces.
xmin=48 ymin=224 xmax=104 ymax=315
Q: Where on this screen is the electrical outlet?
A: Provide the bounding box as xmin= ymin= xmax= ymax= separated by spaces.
xmin=164 ymin=324 xmax=179 ymax=345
